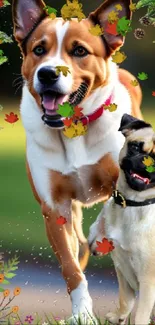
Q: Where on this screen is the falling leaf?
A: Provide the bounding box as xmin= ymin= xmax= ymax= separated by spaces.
xmin=117 ymin=17 xmax=132 ymax=36
xmin=63 ymin=118 xmax=73 ymax=127
xmin=146 ymin=165 xmax=155 ymax=173
xmin=73 ymin=121 xmax=87 ymax=136
xmin=96 ymin=238 xmax=115 ymax=255
xmin=108 ymin=10 xmax=119 ymax=23
xmin=0 ymin=31 xmax=13 ymax=44
xmin=137 ymin=72 xmax=148 ymax=80
xmin=73 ymin=106 xmax=84 ymax=118
xmin=4 ymin=112 xmax=19 ymax=124
xmin=0 ymin=50 xmax=8 ymax=65
xmin=56 ymin=216 xmax=67 ymax=225
xmin=57 ymin=102 xmax=74 ymax=117
xmin=60 ymin=0 xmax=86 ymax=22
xmin=108 ymin=103 xmax=118 ymax=112
xmin=143 ymin=156 xmax=155 ymax=167
xmin=112 ymin=50 xmax=127 ymax=64
xmin=105 ymin=21 xmax=118 ymax=35
xmin=43 ymin=5 xmax=57 ymax=15
xmin=89 ymin=24 xmax=104 ymax=36
xmin=152 ymin=91 xmax=155 ymax=96
xmin=0 ymin=0 xmax=10 ymax=7
xmin=55 ymin=66 xmax=71 ymax=77
xmin=115 ymin=4 xmax=123 ymax=11
xmin=63 ymin=124 xmax=77 ymax=138
xmin=129 ymin=3 xmax=137 ymax=11
xmin=130 ymin=79 xmax=139 ymax=86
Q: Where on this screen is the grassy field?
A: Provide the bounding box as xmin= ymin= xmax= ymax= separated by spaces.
xmin=0 ymin=102 xmax=155 ymax=266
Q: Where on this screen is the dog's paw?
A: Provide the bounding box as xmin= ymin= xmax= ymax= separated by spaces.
xmin=68 ymin=313 xmax=98 ymax=325
xmin=105 ymin=312 xmax=126 ymax=324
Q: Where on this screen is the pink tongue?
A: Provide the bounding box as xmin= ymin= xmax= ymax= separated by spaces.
xmin=42 ymin=94 xmax=67 ymax=111
xmin=131 ymin=172 xmax=150 ymax=184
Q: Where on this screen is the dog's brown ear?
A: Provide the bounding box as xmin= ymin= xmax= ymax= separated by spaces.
xmin=119 ymin=114 xmax=151 ymax=137
xmin=88 ymin=0 xmax=131 ymax=52
xmin=12 ymin=0 xmax=47 ymax=43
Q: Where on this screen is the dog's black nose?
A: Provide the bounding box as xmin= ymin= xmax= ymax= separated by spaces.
xmin=38 ymin=66 xmax=59 ymax=85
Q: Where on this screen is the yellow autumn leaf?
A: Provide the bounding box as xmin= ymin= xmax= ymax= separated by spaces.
xmin=55 ymin=66 xmax=71 ymax=77
xmin=142 ymin=156 xmax=155 ymax=167
xmin=89 ymin=24 xmax=104 ymax=36
xmin=74 ymin=121 xmax=88 ymax=136
xmin=49 ymin=13 xmax=56 ymax=19
xmin=112 ymin=51 xmax=127 ymax=64
xmin=63 ymin=124 xmax=77 ymax=138
xmin=129 ymin=3 xmax=137 ymax=12
xmin=108 ymin=103 xmax=118 ymax=112
xmin=115 ymin=4 xmax=123 ymax=11
xmin=108 ymin=10 xmax=119 ymax=23
xmin=60 ymin=0 xmax=86 ymax=21
xmin=130 ymin=79 xmax=138 ymax=87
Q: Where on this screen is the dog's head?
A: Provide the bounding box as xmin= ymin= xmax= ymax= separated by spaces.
xmin=118 ymin=114 xmax=155 ymax=192
xmin=12 ymin=0 xmax=132 ymax=128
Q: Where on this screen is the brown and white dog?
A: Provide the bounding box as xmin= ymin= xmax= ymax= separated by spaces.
xmin=12 ymin=0 xmax=143 ymax=323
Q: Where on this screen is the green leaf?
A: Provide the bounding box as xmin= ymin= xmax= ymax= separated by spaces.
xmin=5 ymin=272 xmax=16 ymax=279
xmin=137 ymin=72 xmax=148 ymax=80
xmin=117 ymin=17 xmax=132 ymax=36
xmin=57 ymin=102 xmax=74 ymax=117
xmin=0 ymin=287 xmax=4 ymax=292
xmin=146 ymin=165 xmax=155 ymax=173
xmin=3 ymin=0 xmax=10 ymax=6
xmin=2 ymin=279 xmax=10 ymax=285
xmin=10 ymin=266 xmax=18 ymax=271
xmin=0 ymin=31 xmax=13 ymax=44
xmin=0 ymin=56 xmax=8 ymax=65
xmin=43 ymin=6 xmax=57 ymax=15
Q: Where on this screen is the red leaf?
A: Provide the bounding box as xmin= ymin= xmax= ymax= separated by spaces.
xmin=63 ymin=118 xmax=73 ymax=127
xmin=0 ymin=0 xmax=4 ymax=8
xmin=152 ymin=91 xmax=155 ymax=97
xmin=105 ymin=21 xmax=118 ymax=36
xmin=56 ymin=216 xmax=67 ymax=225
xmin=5 ymin=112 xmax=19 ymax=124
xmin=96 ymin=238 xmax=115 ymax=255
xmin=73 ymin=106 xmax=84 ymax=118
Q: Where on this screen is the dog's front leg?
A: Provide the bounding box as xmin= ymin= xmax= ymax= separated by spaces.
xmin=135 ymin=280 xmax=155 ymax=325
xmin=106 ymin=267 xmax=136 ymax=325
xmin=42 ymin=201 xmax=97 ymax=325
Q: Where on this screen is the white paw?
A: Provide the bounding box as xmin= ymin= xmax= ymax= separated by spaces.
xmin=105 ymin=312 xmax=126 ymax=324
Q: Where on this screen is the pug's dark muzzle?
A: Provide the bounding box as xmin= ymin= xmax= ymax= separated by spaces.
xmin=121 ymin=154 xmax=155 ymax=191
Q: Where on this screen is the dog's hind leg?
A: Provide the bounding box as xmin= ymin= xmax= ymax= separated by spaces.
xmin=135 ymin=280 xmax=155 ymax=325
xmin=106 ymin=267 xmax=136 ymax=324
xmin=72 ymin=201 xmax=90 ymax=271
xmin=42 ymin=201 xmax=97 ymax=324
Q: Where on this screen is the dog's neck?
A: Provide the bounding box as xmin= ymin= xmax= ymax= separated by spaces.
xmin=117 ymin=170 xmax=155 ymax=202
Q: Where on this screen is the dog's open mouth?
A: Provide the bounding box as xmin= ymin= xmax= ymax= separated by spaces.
xmin=130 ymin=170 xmax=150 ymax=185
xmin=41 ymin=82 xmax=88 ymax=128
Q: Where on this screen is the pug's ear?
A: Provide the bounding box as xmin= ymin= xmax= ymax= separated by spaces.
xmin=88 ymin=0 xmax=132 ymax=53
xmin=119 ymin=114 xmax=151 ymax=137
xmin=12 ymin=0 xmax=47 ymax=43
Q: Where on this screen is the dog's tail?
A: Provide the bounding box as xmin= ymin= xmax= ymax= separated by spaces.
xmin=72 ymin=201 xmax=90 ymax=271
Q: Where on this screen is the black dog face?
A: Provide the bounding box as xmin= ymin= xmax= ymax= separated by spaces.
xmin=119 ymin=114 xmax=155 ymax=191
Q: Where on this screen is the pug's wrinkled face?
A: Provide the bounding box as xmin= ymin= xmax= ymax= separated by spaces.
xmin=119 ymin=114 xmax=155 ymax=191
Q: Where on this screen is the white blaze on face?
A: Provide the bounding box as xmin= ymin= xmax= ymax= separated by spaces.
xmin=33 ymin=20 xmax=73 ymax=113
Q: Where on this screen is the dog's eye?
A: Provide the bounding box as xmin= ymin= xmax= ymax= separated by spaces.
xmin=129 ymin=143 xmax=140 ymax=151
xmin=72 ymin=46 xmax=89 ymax=57
xmin=33 ymin=46 xmax=46 ymax=56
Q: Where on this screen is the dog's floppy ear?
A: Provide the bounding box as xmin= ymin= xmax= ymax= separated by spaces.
xmin=119 ymin=114 xmax=151 ymax=137
xmin=12 ymin=0 xmax=47 ymax=43
xmin=88 ymin=0 xmax=131 ymax=52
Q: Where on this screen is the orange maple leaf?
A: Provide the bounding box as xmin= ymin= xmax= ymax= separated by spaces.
xmin=73 ymin=106 xmax=84 ymax=118
xmin=105 ymin=21 xmax=118 ymax=35
xmin=4 ymin=112 xmax=19 ymax=124
xmin=96 ymin=238 xmax=115 ymax=255
xmin=0 ymin=0 xmax=4 ymax=8
xmin=56 ymin=216 xmax=67 ymax=225
xmin=152 ymin=91 xmax=155 ymax=97
xmin=63 ymin=118 xmax=73 ymax=127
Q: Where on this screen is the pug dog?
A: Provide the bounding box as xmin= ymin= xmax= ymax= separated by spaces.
xmin=88 ymin=114 xmax=155 ymax=325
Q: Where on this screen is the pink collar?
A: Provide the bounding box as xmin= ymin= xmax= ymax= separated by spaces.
xmin=79 ymin=94 xmax=114 ymax=126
